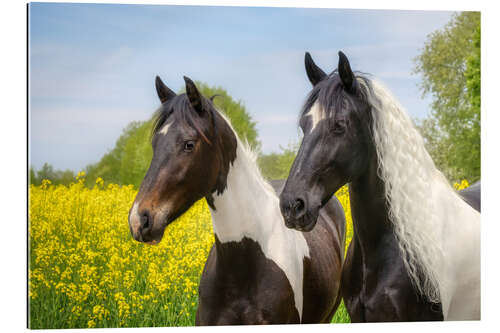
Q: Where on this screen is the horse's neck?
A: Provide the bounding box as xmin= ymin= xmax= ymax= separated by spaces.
xmin=208 ymin=143 xmax=310 ymax=320
xmin=208 ymin=144 xmax=288 ymax=253
xmin=349 ymin=156 xmax=394 ymax=260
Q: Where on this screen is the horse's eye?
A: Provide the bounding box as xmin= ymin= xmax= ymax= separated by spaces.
xmin=333 ymin=120 xmax=346 ymax=134
xmin=184 ymin=140 xmax=195 ymax=152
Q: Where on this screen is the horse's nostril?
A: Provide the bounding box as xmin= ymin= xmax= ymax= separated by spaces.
xmin=140 ymin=211 xmax=151 ymax=230
xmin=293 ymin=198 xmax=305 ymax=214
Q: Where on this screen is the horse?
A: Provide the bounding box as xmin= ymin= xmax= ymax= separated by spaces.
xmin=279 ymin=51 xmax=480 ymax=321
xmin=459 ymin=181 xmax=481 ymax=212
xmin=128 ymin=75 xmax=347 ymax=325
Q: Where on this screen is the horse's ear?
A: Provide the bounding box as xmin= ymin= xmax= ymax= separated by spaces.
xmin=184 ymin=76 xmax=204 ymax=114
xmin=305 ymin=52 xmax=327 ymax=86
xmin=338 ymin=51 xmax=356 ymax=93
xmin=155 ymin=76 xmax=176 ymax=103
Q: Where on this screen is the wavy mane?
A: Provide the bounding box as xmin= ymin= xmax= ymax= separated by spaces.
xmin=362 ymin=78 xmax=456 ymax=302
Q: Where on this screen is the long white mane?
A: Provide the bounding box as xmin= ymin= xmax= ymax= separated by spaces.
xmin=362 ymin=79 xmax=457 ymax=303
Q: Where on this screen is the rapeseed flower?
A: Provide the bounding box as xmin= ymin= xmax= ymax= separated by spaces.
xmin=28 ymin=174 xmax=469 ymax=328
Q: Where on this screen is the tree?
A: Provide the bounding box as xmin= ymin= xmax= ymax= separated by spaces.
xmin=118 ymin=121 xmax=154 ymax=186
xmin=36 ymin=163 xmax=56 ymax=183
xmin=85 ymin=121 xmax=145 ymax=186
xmin=257 ymin=143 xmax=298 ymax=180
xmin=415 ymin=118 xmax=459 ymax=181
xmin=413 ymin=12 xmax=480 ymax=182
xmin=57 ymin=170 xmax=76 ymax=185
xmin=184 ymin=82 xmax=260 ymax=151
xmin=465 ymin=26 xmax=480 ymax=123
xmin=29 ymin=163 xmax=76 ymax=186
xmin=85 ymin=82 xmax=260 ymax=188
xmin=29 ymin=166 xmax=39 ymax=186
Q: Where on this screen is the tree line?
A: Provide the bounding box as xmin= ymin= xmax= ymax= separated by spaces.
xmin=31 ymin=11 xmax=480 ymax=187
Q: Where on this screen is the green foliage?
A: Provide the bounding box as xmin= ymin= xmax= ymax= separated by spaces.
xmin=85 ymin=122 xmax=151 ymax=187
xmin=465 ymin=26 xmax=481 ymax=118
xmin=30 ymin=167 xmax=37 ymax=185
xmin=35 ymin=163 xmax=56 ymax=184
xmin=195 ymin=82 xmax=260 ymax=151
xmin=415 ymin=118 xmax=463 ymax=181
xmin=118 ymin=121 xmax=155 ymax=187
xmin=257 ymin=143 xmax=298 ymax=180
xmin=85 ymin=82 xmax=260 ymax=188
xmin=413 ymin=12 xmax=480 ymax=182
xmin=30 ymin=163 xmax=76 ymax=186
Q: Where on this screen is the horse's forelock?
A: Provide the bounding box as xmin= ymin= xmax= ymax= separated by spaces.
xmin=300 ymin=72 xmax=372 ymax=135
xmin=152 ymin=94 xmax=219 ymax=146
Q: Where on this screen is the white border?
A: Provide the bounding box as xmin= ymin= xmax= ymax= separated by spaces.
xmin=2 ymin=0 xmax=499 ymax=332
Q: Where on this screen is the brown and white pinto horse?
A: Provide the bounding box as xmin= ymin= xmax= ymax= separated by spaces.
xmin=128 ymin=76 xmax=346 ymax=325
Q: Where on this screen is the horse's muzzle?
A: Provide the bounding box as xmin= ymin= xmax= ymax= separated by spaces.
xmin=279 ymin=192 xmax=319 ymax=232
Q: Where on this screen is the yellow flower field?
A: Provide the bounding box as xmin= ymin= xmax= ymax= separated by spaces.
xmin=28 ymin=175 xmax=468 ymax=328
xmin=29 ymin=175 xmax=213 ymax=328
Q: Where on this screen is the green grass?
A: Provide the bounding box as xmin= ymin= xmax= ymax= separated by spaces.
xmin=331 ymin=300 xmax=351 ymax=323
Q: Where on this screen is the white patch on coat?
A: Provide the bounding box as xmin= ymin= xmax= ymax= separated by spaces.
xmin=129 ymin=202 xmax=140 ymax=234
xmin=208 ymin=119 xmax=310 ymax=321
xmin=159 ymin=121 xmax=173 ymax=135
xmin=429 ymin=177 xmax=480 ymax=320
xmin=306 ymin=102 xmax=325 ymax=132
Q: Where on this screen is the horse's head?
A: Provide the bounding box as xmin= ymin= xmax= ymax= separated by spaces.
xmin=280 ymin=51 xmax=374 ymax=231
xmin=128 ymin=76 xmax=236 ymax=244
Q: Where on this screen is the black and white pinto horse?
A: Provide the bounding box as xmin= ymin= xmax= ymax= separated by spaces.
xmin=128 ymin=76 xmax=346 ymax=325
xmin=279 ymin=52 xmax=480 ymax=321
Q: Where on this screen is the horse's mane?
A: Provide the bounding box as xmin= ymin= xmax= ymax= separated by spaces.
xmin=365 ymin=78 xmax=453 ymax=302
xmin=304 ymin=72 xmax=454 ymax=302
xmin=215 ymin=108 xmax=278 ymax=198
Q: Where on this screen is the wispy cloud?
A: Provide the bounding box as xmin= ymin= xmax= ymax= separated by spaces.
xmin=29 ymin=3 xmax=452 ymax=170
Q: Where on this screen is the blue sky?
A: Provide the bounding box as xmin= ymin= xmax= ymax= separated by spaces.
xmin=29 ymin=3 xmax=454 ymax=171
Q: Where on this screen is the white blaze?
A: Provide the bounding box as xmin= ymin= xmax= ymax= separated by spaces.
xmin=306 ymin=101 xmax=325 ymax=132
xmin=129 ymin=202 xmax=140 ymax=234
xmin=159 ymin=122 xmax=172 ymax=135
